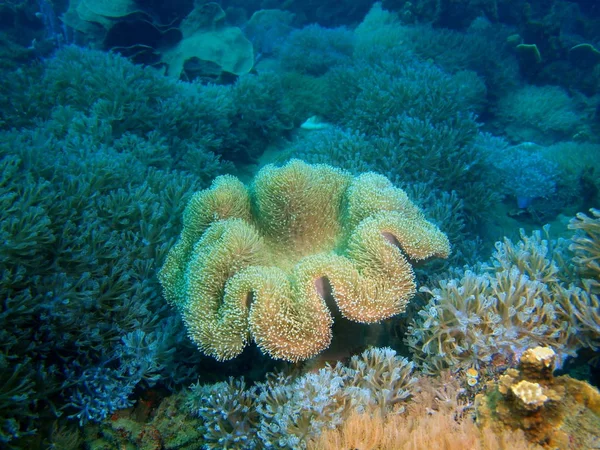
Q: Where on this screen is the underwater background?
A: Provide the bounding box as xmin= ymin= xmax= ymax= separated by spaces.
xmin=1 ymin=0 xmax=600 ymax=448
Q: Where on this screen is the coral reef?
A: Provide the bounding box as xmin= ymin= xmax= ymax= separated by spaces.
xmin=159 ymin=160 xmax=450 ymax=361
xmin=0 ymin=44 xmax=246 ymax=446
xmin=279 ymin=24 xmax=354 ymax=76
xmin=84 ymin=390 xmax=204 ymax=450
xmin=0 ymin=118 xmax=209 ymax=442
xmin=476 ymin=346 xmax=600 ymax=448
xmin=495 ymin=85 xmax=582 ymax=144
xmin=285 ymin=3 xmax=503 ymax=249
xmin=188 ymin=378 xmax=258 ymax=448
xmin=87 ymin=347 xmax=417 ymax=449
xmin=569 ymin=208 xmax=600 ymax=292
xmin=161 ymin=3 xmax=254 ymax=79
xmin=405 ymin=226 xmax=587 ymax=373
xmin=485 ymin=142 xmax=559 ymax=205
xmin=194 ymin=346 xmax=417 ymax=449
xmin=310 ymin=368 xmax=542 ymax=450
xmin=89 ymin=346 xmax=600 ymax=450
xmin=564 ymin=209 xmax=600 ymax=349
xmin=311 ymin=401 xmax=541 ymax=450
xmin=2 ymin=1 xmax=599 ymax=449
xmin=0 ymin=45 xmax=297 ymax=166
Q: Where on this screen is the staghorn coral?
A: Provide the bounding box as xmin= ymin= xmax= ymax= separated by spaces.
xmin=476 ymin=346 xmax=600 ymax=449
xmin=159 ymin=159 xmax=450 ymax=362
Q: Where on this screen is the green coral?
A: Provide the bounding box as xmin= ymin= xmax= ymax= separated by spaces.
xmin=159 ymin=159 xmax=450 ymax=362
xmin=496 ymin=85 xmax=583 ymax=145
xmin=0 ymin=52 xmax=225 ymax=443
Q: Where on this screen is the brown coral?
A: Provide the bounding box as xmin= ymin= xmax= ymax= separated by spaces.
xmin=310 ymin=372 xmax=542 ymax=450
xmin=476 ymin=346 xmax=600 ymax=449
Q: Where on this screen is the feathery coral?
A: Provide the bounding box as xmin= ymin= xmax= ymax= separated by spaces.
xmin=569 ymin=208 xmax=600 ymax=293
xmin=406 ymin=227 xmax=581 ymax=373
xmin=566 ymin=208 xmax=600 ymax=348
xmin=159 ymin=160 xmax=450 ymax=361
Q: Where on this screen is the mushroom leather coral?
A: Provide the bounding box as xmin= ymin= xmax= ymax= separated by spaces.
xmin=158 ymin=160 xmax=450 ymax=362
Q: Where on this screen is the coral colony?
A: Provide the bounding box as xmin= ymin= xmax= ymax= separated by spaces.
xmin=0 ymin=0 xmax=599 ymax=449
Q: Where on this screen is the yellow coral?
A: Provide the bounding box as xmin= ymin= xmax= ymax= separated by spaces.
xmin=522 ymin=347 xmax=556 ymax=365
xmin=511 ymin=380 xmax=548 ymax=410
xmin=159 ymin=160 xmax=450 ymax=362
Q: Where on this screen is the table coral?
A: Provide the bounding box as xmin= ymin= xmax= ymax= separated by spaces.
xmin=159 ymin=159 xmax=450 ymax=362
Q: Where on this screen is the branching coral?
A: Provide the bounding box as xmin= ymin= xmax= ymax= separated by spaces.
xmin=159 ymin=160 xmax=450 ymax=362
xmin=0 ymin=74 xmax=212 ymax=443
xmin=187 ymin=377 xmax=259 ymax=448
xmin=484 ymin=142 xmax=560 ymax=204
xmin=254 ymin=347 xmax=417 ymax=449
xmin=309 ymin=358 xmax=541 ymax=450
xmin=256 ymin=367 xmax=350 ymax=448
xmin=343 ymin=347 xmax=418 ymax=414
xmin=564 ymin=209 xmax=600 ymax=348
xmin=279 ymin=24 xmax=354 ymax=76
xmin=282 ymin=3 xmax=501 ymax=250
xmin=10 ymin=45 xmax=294 ymax=168
xmin=406 ymin=228 xmax=581 ymax=373
xmin=569 ymin=208 xmax=600 ymax=292
xmin=495 ymin=85 xmax=582 ymax=145
xmin=97 ymin=347 xmax=417 ymax=450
